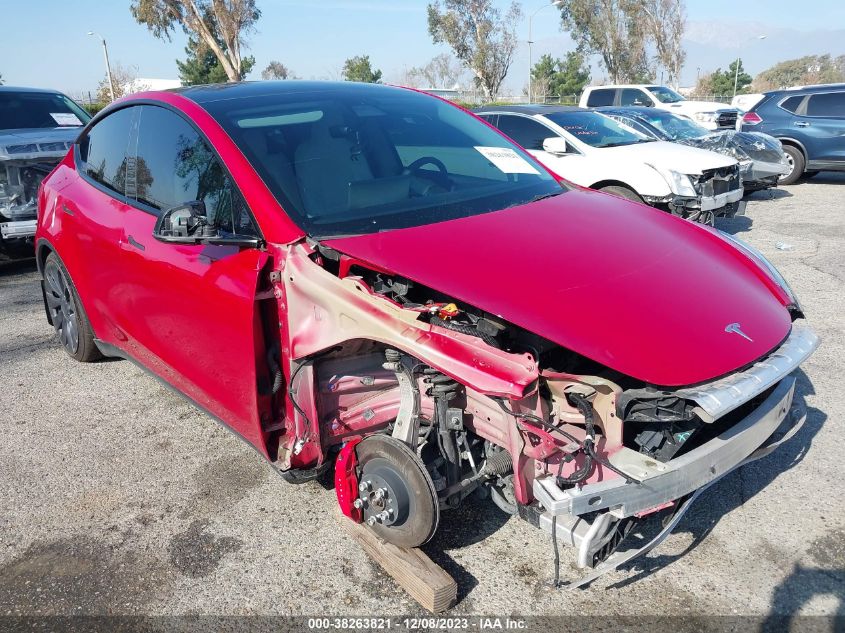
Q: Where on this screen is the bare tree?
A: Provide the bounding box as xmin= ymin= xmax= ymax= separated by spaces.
xmin=641 ymin=0 xmax=686 ymax=88
xmin=427 ymin=0 xmax=522 ymax=101
xmin=261 ymin=60 xmax=292 ymax=80
xmin=130 ymin=0 xmax=260 ymax=82
xmin=96 ymin=63 xmax=142 ymax=103
xmin=557 ymin=0 xmax=649 ymax=84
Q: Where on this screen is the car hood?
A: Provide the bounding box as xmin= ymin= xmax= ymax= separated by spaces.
xmin=0 ymin=127 xmax=80 ymax=160
xmin=678 ymin=131 xmax=785 ymax=165
xmin=325 ymin=190 xmax=792 ymax=387
xmin=597 ymin=140 xmax=737 ymax=174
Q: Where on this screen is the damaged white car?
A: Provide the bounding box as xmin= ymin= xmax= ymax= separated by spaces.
xmin=0 ymin=86 xmax=90 ymax=261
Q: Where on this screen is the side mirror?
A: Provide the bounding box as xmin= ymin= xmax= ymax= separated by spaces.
xmin=633 ymin=98 xmax=654 ymax=107
xmin=153 ymin=200 xmax=263 ymax=248
xmin=542 ymin=137 xmax=569 ymax=155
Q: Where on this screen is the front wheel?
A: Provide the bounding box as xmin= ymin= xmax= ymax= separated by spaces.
xmin=779 ymin=146 xmax=805 ymax=185
xmin=43 ymin=252 xmax=101 ymax=362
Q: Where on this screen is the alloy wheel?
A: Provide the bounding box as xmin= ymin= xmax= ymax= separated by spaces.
xmin=780 ymin=153 xmax=795 ymax=182
xmin=44 ymin=262 xmax=79 ymax=355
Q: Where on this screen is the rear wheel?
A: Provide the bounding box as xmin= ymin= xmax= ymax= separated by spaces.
xmin=779 ymin=145 xmax=805 ymax=185
xmin=598 ymin=185 xmax=643 ymax=203
xmin=43 ymin=252 xmax=101 ymax=362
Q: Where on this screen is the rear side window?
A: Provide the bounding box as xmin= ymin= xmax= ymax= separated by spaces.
xmin=586 ymin=89 xmax=616 ymax=107
xmin=80 ymin=107 xmax=135 ymax=196
xmin=806 ymin=92 xmax=845 ymax=117
xmin=494 ymin=115 xmax=552 ymax=150
xmin=134 ymin=105 xmax=258 ymax=236
xmin=620 ymin=89 xmax=653 ymax=107
xmin=779 ymin=95 xmax=805 ymax=113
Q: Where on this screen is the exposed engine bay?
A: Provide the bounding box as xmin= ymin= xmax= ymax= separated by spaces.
xmin=268 ymin=241 xmax=817 ymax=584
xmin=1 ymin=139 xmax=70 ymax=258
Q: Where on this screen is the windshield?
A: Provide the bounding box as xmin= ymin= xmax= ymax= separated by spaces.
xmin=0 ymin=91 xmax=90 ymax=131
xmin=646 ymin=86 xmax=685 ymax=104
xmin=203 ymin=85 xmax=562 ymax=237
xmin=544 ymin=111 xmax=651 ymax=148
xmin=635 ymin=110 xmax=707 ymax=140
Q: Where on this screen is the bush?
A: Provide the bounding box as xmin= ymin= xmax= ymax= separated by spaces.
xmin=83 ymin=102 xmax=109 ymax=117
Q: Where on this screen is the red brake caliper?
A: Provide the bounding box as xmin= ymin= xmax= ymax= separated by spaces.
xmin=335 ymin=437 xmax=364 ymax=522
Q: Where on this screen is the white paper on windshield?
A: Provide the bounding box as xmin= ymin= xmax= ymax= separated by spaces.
xmin=50 ymin=112 xmax=83 ymax=126
xmin=474 ymin=146 xmax=539 ymax=175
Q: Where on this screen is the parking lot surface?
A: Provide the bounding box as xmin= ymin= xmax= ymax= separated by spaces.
xmin=1 ymin=176 xmax=843 ymax=618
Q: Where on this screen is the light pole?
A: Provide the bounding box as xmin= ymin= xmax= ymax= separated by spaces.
xmin=88 ymin=31 xmax=115 ymax=101
xmin=527 ymin=1 xmax=564 ymax=104
xmin=733 ymin=34 xmax=766 ymax=98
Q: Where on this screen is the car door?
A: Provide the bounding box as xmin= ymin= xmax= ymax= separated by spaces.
xmin=114 ymin=104 xmax=271 ymax=451
xmin=801 ymin=91 xmax=845 ymax=164
xmin=58 ymin=105 xmax=139 ymax=344
xmin=495 ymin=114 xmax=590 ymax=186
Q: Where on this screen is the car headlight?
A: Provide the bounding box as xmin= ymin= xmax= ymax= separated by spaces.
xmin=694 ymin=112 xmax=718 ymax=123
xmin=717 ymin=230 xmax=802 ymax=309
xmin=648 ymin=164 xmax=698 ymax=197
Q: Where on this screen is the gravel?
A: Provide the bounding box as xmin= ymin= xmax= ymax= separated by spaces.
xmin=1 ymin=175 xmax=843 ymax=618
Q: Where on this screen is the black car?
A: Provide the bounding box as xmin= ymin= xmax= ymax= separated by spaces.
xmin=739 ymin=84 xmax=845 ymax=184
xmin=0 ymin=86 xmax=90 ymax=261
xmin=599 ymin=106 xmax=789 ymax=192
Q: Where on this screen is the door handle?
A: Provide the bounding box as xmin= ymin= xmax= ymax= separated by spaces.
xmin=793 ymin=121 xmax=810 ymax=127
xmin=127 ymin=235 xmax=146 ymax=251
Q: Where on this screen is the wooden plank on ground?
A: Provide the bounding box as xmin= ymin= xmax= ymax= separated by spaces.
xmin=335 ymin=508 xmax=457 ymax=613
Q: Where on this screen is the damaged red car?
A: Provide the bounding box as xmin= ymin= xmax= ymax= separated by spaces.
xmin=36 ymin=82 xmax=818 ymax=585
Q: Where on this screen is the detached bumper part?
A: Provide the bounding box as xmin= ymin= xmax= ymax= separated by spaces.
xmin=1 ymin=219 xmax=37 ymax=239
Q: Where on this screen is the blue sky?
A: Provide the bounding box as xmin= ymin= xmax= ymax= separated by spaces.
xmin=2 ymin=0 xmax=845 ymax=98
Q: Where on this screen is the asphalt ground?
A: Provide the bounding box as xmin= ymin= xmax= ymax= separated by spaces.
xmin=1 ymin=175 xmax=843 ymax=624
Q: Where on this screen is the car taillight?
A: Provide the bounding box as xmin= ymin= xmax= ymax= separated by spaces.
xmin=742 ymin=111 xmax=762 ymax=125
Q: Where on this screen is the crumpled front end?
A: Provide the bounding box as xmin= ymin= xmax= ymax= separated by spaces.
xmin=530 ymin=323 xmax=818 ymax=583
xmin=677 ymin=131 xmax=790 ymax=191
xmin=0 ymin=141 xmax=69 ymax=255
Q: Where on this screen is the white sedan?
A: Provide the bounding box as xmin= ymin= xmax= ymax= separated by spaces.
xmin=476 ymin=106 xmax=744 ymax=224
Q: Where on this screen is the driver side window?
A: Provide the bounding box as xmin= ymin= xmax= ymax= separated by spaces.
xmin=621 ymin=89 xmax=653 ymax=107
xmin=495 ymin=115 xmax=553 ymax=151
xmin=133 ymin=105 xmax=258 ymax=237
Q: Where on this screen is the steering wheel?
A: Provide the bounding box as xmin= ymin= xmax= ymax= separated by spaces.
xmin=406 ymin=156 xmax=452 ymax=190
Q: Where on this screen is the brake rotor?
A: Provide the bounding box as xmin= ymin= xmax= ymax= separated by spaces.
xmin=354 ymin=435 xmax=439 ymax=548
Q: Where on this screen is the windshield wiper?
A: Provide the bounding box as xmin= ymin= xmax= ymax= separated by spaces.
xmin=527 ymin=191 xmax=566 ymax=204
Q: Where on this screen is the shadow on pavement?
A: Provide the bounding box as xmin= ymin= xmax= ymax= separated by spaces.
xmin=716 ymin=214 xmax=753 ymax=235
xmin=0 ymin=258 xmax=37 ymax=277
xmin=761 ymin=564 xmax=845 ymax=631
xmin=608 ymin=368 xmax=824 ymax=588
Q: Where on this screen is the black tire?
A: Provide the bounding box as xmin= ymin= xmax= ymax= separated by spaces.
xmin=43 ymin=252 xmax=102 ymax=362
xmin=779 ymin=145 xmax=805 ymax=185
xmin=598 ymin=185 xmax=643 ymax=203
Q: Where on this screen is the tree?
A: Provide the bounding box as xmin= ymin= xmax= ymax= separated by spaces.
xmin=755 ymin=54 xmax=845 ymax=91
xmin=697 ymin=59 xmax=752 ymax=98
xmin=557 ymin=0 xmax=650 ymax=84
xmin=0 ymin=72 xmax=4 ymax=86
xmin=261 ymin=60 xmax=293 ymax=80
xmin=342 ymin=55 xmax=382 ymax=83
xmin=130 ymin=0 xmax=260 ymax=82
xmin=529 ymin=52 xmax=590 ymax=99
xmin=177 ymin=35 xmax=255 ymax=84
xmin=95 ymin=63 xmax=141 ymax=102
xmin=427 ymin=0 xmax=522 ymax=101
xmin=406 ymin=53 xmax=466 ymax=88
xmin=640 ymin=0 xmax=686 ymax=88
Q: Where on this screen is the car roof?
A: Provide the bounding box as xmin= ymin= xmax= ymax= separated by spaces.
xmin=473 ymin=104 xmax=590 ymax=115
xmin=763 ymin=83 xmax=845 ymax=97
xmin=584 ymin=85 xmax=654 ymax=90
xmin=166 ymin=80 xmax=410 ymax=105
xmin=0 ymin=85 xmax=68 ymax=95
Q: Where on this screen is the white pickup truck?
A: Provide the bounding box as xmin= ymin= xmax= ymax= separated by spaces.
xmin=580 ymin=84 xmax=740 ymax=131
xmin=476 ymin=105 xmax=744 ymax=224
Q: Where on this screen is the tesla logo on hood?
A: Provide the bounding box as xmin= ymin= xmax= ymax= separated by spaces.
xmin=725 ymin=322 xmax=753 ymax=342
